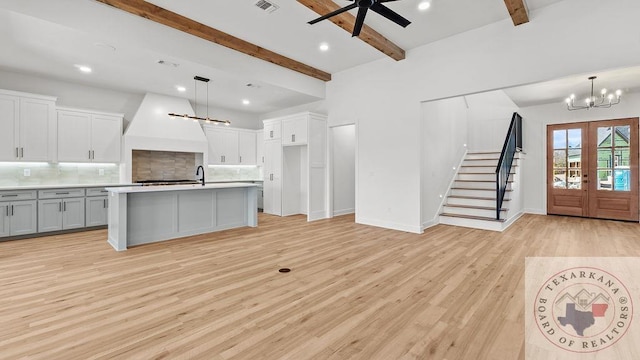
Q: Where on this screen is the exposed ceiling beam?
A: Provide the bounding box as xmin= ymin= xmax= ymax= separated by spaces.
xmin=503 ymin=0 xmax=529 ymax=26
xmin=297 ymin=0 xmax=405 ymax=61
xmin=95 ymin=0 xmax=331 ymax=82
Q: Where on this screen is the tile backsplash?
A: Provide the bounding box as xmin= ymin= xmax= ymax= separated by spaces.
xmin=0 ymin=163 xmax=120 ymax=186
xmin=132 ymin=150 xmax=196 ymax=182
xmin=207 ymin=166 xmax=262 ymax=181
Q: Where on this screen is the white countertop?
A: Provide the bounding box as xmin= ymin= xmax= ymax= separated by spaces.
xmin=0 ymin=183 xmax=137 ymax=191
xmin=106 ymin=182 xmax=258 ymax=194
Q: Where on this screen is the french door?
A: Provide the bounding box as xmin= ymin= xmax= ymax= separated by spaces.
xmin=547 ymin=118 xmax=639 ymax=221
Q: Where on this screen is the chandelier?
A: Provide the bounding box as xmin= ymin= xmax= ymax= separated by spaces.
xmin=168 ymin=76 xmax=231 ymax=125
xmin=565 ymin=76 xmax=621 ymax=111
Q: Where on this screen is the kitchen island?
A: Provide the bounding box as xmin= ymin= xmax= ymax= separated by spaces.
xmin=105 ymin=183 xmax=258 ymax=251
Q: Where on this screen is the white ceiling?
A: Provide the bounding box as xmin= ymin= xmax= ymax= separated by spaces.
xmin=0 ymin=0 xmax=608 ymax=115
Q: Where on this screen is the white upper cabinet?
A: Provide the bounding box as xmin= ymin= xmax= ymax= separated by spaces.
xmin=205 ymin=126 xmax=260 ymax=165
xmin=282 ymin=116 xmax=308 ymax=146
xmin=0 ymin=90 xmax=56 ymax=162
xmin=238 ymin=131 xmax=256 ymax=165
xmin=256 ymin=130 xmax=264 ymax=165
xmin=205 ymin=127 xmax=239 ymax=165
xmin=57 ymin=108 xmax=123 ymax=163
xmin=263 ymin=120 xmax=281 ymax=140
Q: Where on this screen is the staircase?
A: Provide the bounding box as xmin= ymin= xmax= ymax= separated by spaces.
xmin=439 ymin=151 xmax=521 ymax=231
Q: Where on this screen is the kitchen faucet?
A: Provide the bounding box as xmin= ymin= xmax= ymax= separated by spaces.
xmin=196 ymin=165 xmax=205 ymax=186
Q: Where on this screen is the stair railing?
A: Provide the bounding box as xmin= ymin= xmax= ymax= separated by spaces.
xmin=495 ymin=112 xmax=522 ymax=220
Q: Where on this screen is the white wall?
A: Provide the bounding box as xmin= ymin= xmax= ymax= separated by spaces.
xmin=327 ymin=0 xmax=640 ymax=233
xmin=466 ymin=90 xmax=519 ymax=152
xmin=519 ymin=92 xmax=640 ymax=214
xmin=332 ymin=124 xmax=355 ymax=216
xmin=421 ymin=97 xmax=468 ymax=226
xmin=0 ymin=69 xmax=143 ymax=124
xmin=0 ymin=69 xmax=262 ymax=130
xmin=260 ymin=100 xmax=327 ymax=124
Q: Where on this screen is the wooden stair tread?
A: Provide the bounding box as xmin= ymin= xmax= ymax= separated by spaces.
xmin=448 ymin=195 xmax=511 ymax=201
xmin=444 ymin=204 xmax=507 ymax=211
xmin=455 ymin=180 xmax=513 ymax=183
xmin=440 ymin=213 xmax=506 ymax=222
xmin=451 ymin=187 xmax=513 ymax=191
xmin=466 ymin=151 xmax=501 ymax=155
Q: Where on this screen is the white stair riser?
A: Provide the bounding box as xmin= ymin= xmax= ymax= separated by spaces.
xmin=459 ymin=165 xmax=518 ymax=173
xmin=443 ymin=206 xmax=506 ymax=218
xmin=454 ymin=181 xmax=512 ymax=190
xmin=457 ymin=173 xmax=513 ymax=181
xmin=439 ymin=216 xmax=504 ymax=231
xmin=447 ymin=197 xmax=506 ymax=207
xmin=463 ymin=158 xmax=519 ymax=167
xmin=451 ymin=188 xmax=512 ymax=198
xmin=465 ymin=153 xmax=501 ymax=160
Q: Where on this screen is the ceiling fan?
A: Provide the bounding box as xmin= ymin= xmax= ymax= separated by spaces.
xmin=308 ymin=0 xmax=411 ymax=37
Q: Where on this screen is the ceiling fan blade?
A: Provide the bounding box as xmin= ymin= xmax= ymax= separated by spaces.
xmin=370 ymin=3 xmax=411 ymax=28
xmin=308 ymin=3 xmax=357 ymax=25
xmin=352 ymin=7 xmax=368 ymax=37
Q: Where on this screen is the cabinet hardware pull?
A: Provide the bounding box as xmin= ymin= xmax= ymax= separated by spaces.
xmin=100 ymin=190 xmax=108 ymax=193
xmin=240 ymin=156 xmax=242 ymax=163
xmin=59 ymin=202 xmax=62 ymax=212
xmin=55 ymin=192 xmax=70 ymax=195
xmin=1 ymin=194 xmax=18 ymax=197
xmin=15 ymin=147 xmax=18 ymax=158
xmin=63 ymin=202 xmax=66 ymax=212
xmin=292 ymin=134 xmax=295 ymax=142
xmin=92 ymin=150 xmax=95 ymax=159
xmin=270 ymin=130 xmax=273 ymax=138
xmin=262 ymin=156 xmax=264 ymax=163
xmin=5 ymin=205 xmax=8 ymax=217
xmin=11 ymin=205 xmax=14 ymax=216
xmin=89 ymin=150 xmax=92 ymax=159
xmin=20 ymin=147 xmax=23 ymax=158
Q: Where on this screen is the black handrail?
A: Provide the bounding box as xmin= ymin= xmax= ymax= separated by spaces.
xmin=495 ymin=113 xmax=522 ymax=220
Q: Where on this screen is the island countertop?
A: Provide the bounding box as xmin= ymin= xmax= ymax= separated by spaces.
xmin=105 ymin=182 xmax=258 ymax=194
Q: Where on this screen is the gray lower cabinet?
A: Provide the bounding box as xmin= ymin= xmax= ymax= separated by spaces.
xmin=86 ymin=196 xmax=108 ymax=227
xmin=0 ymin=200 xmax=37 ymax=236
xmin=38 ymin=198 xmax=85 ymax=232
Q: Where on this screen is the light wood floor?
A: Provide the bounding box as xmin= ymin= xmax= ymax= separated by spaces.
xmin=1 ymin=213 xmax=639 ymax=359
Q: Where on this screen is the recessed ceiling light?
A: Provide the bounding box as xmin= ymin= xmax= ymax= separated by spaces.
xmin=319 ymin=42 xmax=329 ymax=52
xmin=74 ymin=64 xmax=92 ymax=73
xmin=242 ymin=99 xmax=250 ymax=105
xmin=176 ymin=86 xmax=186 ymax=92
xmin=418 ymin=1 xmax=431 ymax=11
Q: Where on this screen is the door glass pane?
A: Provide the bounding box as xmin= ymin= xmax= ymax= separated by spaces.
xmin=568 ymin=149 xmax=581 ymax=168
xmin=597 ymin=127 xmax=613 ymax=148
xmin=614 ymin=125 xmax=630 ymax=147
xmin=568 ymin=169 xmax=581 ymax=189
xmin=614 ymin=148 xmax=630 ymax=168
xmin=568 ymin=129 xmax=582 ymax=148
xmin=553 ymin=130 xmax=566 ymax=149
xmin=597 ymin=149 xmax=613 ymax=168
xmin=597 ymin=170 xmax=612 ymax=190
xmin=553 ymin=170 xmax=567 ymax=189
xmin=613 ymin=169 xmax=631 ymax=191
xmin=553 ymin=150 xmax=566 ymax=168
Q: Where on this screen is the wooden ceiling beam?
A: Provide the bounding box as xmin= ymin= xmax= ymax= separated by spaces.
xmin=297 ymin=0 xmax=405 ymax=61
xmin=503 ymin=0 xmax=529 ymax=26
xmin=95 ymin=0 xmax=331 ymax=81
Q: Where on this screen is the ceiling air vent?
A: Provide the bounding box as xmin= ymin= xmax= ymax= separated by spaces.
xmin=254 ymin=0 xmax=279 ymax=13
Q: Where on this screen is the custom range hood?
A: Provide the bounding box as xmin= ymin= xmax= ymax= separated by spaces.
xmin=121 ymin=92 xmax=208 ymax=182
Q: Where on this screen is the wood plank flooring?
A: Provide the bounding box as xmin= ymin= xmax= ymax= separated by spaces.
xmin=1 ymin=213 xmax=639 ymax=359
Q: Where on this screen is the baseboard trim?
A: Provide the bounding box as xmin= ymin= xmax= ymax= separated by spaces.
xmin=333 ymin=208 xmax=355 ymax=216
xmin=356 ymin=216 xmax=422 ymax=234
xmin=421 ymin=217 xmax=439 ymax=231
xmin=524 ymin=208 xmax=546 ymax=215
